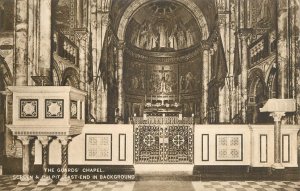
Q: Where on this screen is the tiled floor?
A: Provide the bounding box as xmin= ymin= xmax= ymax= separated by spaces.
xmin=1 ymin=176 xmax=300 ymax=191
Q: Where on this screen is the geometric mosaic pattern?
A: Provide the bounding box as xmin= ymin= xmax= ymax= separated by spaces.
xmin=192 ymin=181 xmax=300 ymax=191
xmin=20 ymin=99 xmax=38 ymax=118
xmin=0 ymin=176 xmax=135 ymax=191
xmin=45 ymin=99 xmax=64 ymax=118
xmin=1 ymin=176 xmax=300 ymax=191
xmin=216 ymin=134 xmax=242 ymax=161
xmin=70 ymin=100 xmax=77 ymax=119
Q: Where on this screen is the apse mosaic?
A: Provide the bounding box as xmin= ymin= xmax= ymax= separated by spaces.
xmin=126 ymin=1 xmax=201 ymax=51
xmin=19 ymin=99 xmax=38 ymax=118
xmin=45 ymin=99 xmax=64 ymax=118
xmin=124 ymin=61 xmax=145 ymax=94
xmin=216 ymin=134 xmax=243 ymax=161
xmin=180 ymin=60 xmax=201 ymax=93
xmin=147 ymin=64 xmax=178 ymax=95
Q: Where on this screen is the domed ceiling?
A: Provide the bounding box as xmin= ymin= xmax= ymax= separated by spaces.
xmin=125 ymin=1 xmax=202 ymax=51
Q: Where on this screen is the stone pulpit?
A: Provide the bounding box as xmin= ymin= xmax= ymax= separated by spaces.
xmin=260 ymin=99 xmax=296 ymax=169
xmin=6 ymin=86 xmax=86 ymax=185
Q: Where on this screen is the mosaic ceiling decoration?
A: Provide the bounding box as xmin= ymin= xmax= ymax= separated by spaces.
xmin=126 ymin=1 xmax=201 ymax=51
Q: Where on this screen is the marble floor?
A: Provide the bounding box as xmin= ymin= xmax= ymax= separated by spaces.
xmin=0 ymin=176 xmax=300 ymax=191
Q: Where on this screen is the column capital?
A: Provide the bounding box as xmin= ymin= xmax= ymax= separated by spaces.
xmin=270 ymin=112 xmax=286 ymax=122
xmin=38 ymin=136 xmax=52 ymax=146
xmin=57 ymin=136 xmax=71 ymax=146
xmin=237 ymin=28 xmax=254 ymax=40
xmin=17 ymin=136 xmax=33 ymax=145
xmin=74 ymin=28 xmax=88 ymax=42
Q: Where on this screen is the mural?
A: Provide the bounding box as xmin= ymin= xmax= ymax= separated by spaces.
xmin=124 ymin=62 xmax=145 ymax=94
xmin=147 ymin=65 xmax=178 ymax=95
xmin=179 ymin=61 xmax=201 ymax=93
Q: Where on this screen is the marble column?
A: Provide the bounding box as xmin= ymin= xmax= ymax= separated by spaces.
xmin=98 ymin=14 xmax=112 ymax=122
xmin=76 ymin=0 xmax=83 ymax=28
xmin=17 ymin=136 xmax=34 ymax=185
xmin=57 ymin=136 xmax=72 ymax=185
xmin=117 ymin=42 xmax=125 ymax=123
xmin=75 ymin=30 xmax=88 ymax=91
xmin=38 ymin=0 xmax=52 ymax=77
xmin=15 ymin=0 xmax=29 ymax=86
xmin=277 ymin=0 xmax=288 ymax=99
xmin=37 ymin=136 xmax=52 ymax=186
xmin=270 ymin=112 xmax=286 ymax=169
xmin=202 ymin=46 xmax=210 ymax=124
xmin=89 ymin=0 xmax=97 ymax=120
xmin=239 ymin=30 xmax=250 ymax=123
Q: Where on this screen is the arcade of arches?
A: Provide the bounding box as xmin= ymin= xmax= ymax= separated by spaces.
xmin=0 ymin=0 xmax=300 ymax=176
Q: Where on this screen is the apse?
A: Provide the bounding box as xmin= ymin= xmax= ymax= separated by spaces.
xmin=123 ymin=1 xmax=204 ymax=121
xmin=125 ymin=1 xmax=202 ymax=51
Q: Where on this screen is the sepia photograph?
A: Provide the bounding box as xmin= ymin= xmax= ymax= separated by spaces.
xmin=0 ymin=0 xmax=300 ymax=190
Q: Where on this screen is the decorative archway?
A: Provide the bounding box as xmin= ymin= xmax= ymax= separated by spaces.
xmin=61 ymin=67 xmax=80 ymax=89
xmin=248 ymin=68 xmax=271 ymax=124
xmin=117 ymin=0 xmax=209 ymax=41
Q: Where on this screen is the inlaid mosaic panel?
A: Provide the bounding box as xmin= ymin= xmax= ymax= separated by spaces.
xmin=134 ymin=125 xmax=193 ymax=164
xmin=85 ymin=134 xmax=112 ymax=161
xmin=45 ymin=99 xmax=64 ymax=118
xmin=167 ymin=126 xmax=193 ymax=163
xmin=216 ymin=134 xmax=243 ymax=161
xmin=20 ymin=99 xmax=38 ymax=118
xmin=70 ymin=100 xmax=77 ymax=119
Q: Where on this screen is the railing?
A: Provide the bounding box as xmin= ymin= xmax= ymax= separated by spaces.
xmin=249 ymin=31 xmax=276 ymax=68
xmin=53 ymin=30 xmax=79 ymax=67
xmin=133 ymin=116 xmax=194 ymax=125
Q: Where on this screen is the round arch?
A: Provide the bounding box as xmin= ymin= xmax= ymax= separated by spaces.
xmin=248 ymin=68 xmax=266 ymax=96
xmin=117 ymin=0 xmax=209 ymax=41
xmin=248 ymin=68 xmax=271 ymax=124
xmin=61 ymin=67 xmax=80 ymax=89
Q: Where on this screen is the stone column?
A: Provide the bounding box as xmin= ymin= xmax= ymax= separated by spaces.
xmin=76 ymin=0 xmax=83 ymax=28
xmin=239 ymin=30 xmax=250 ymax=123
xmin=15 ymin=0 xmax=29 ymax=86
xmin=17 ymin=136 xmax=34 ymax=185
xmin=277 ymin=0 xmax=288 ymax=99
xmin=202 ymin=46 xmax=210 ymax=124
xmin=270 ymin=112 xmax=285 ymax=169
xmin=117 ymin=41 xmax=125 ymax=123
xmin=75 ymin=30 xmax=88 ymax=91
xmin=38 ymin=0 xmax=51 ymax=77
xmin=37 ymin=136 xmax=52 ymax=186
xmin=57 ymin=136 xmax=72 ymax=185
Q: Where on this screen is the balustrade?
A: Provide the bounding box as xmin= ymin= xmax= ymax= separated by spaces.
xmin=249 ymin=31 xmax=277 ymax=67
xmin=54 ymin=30 xmax=79 ymax=67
